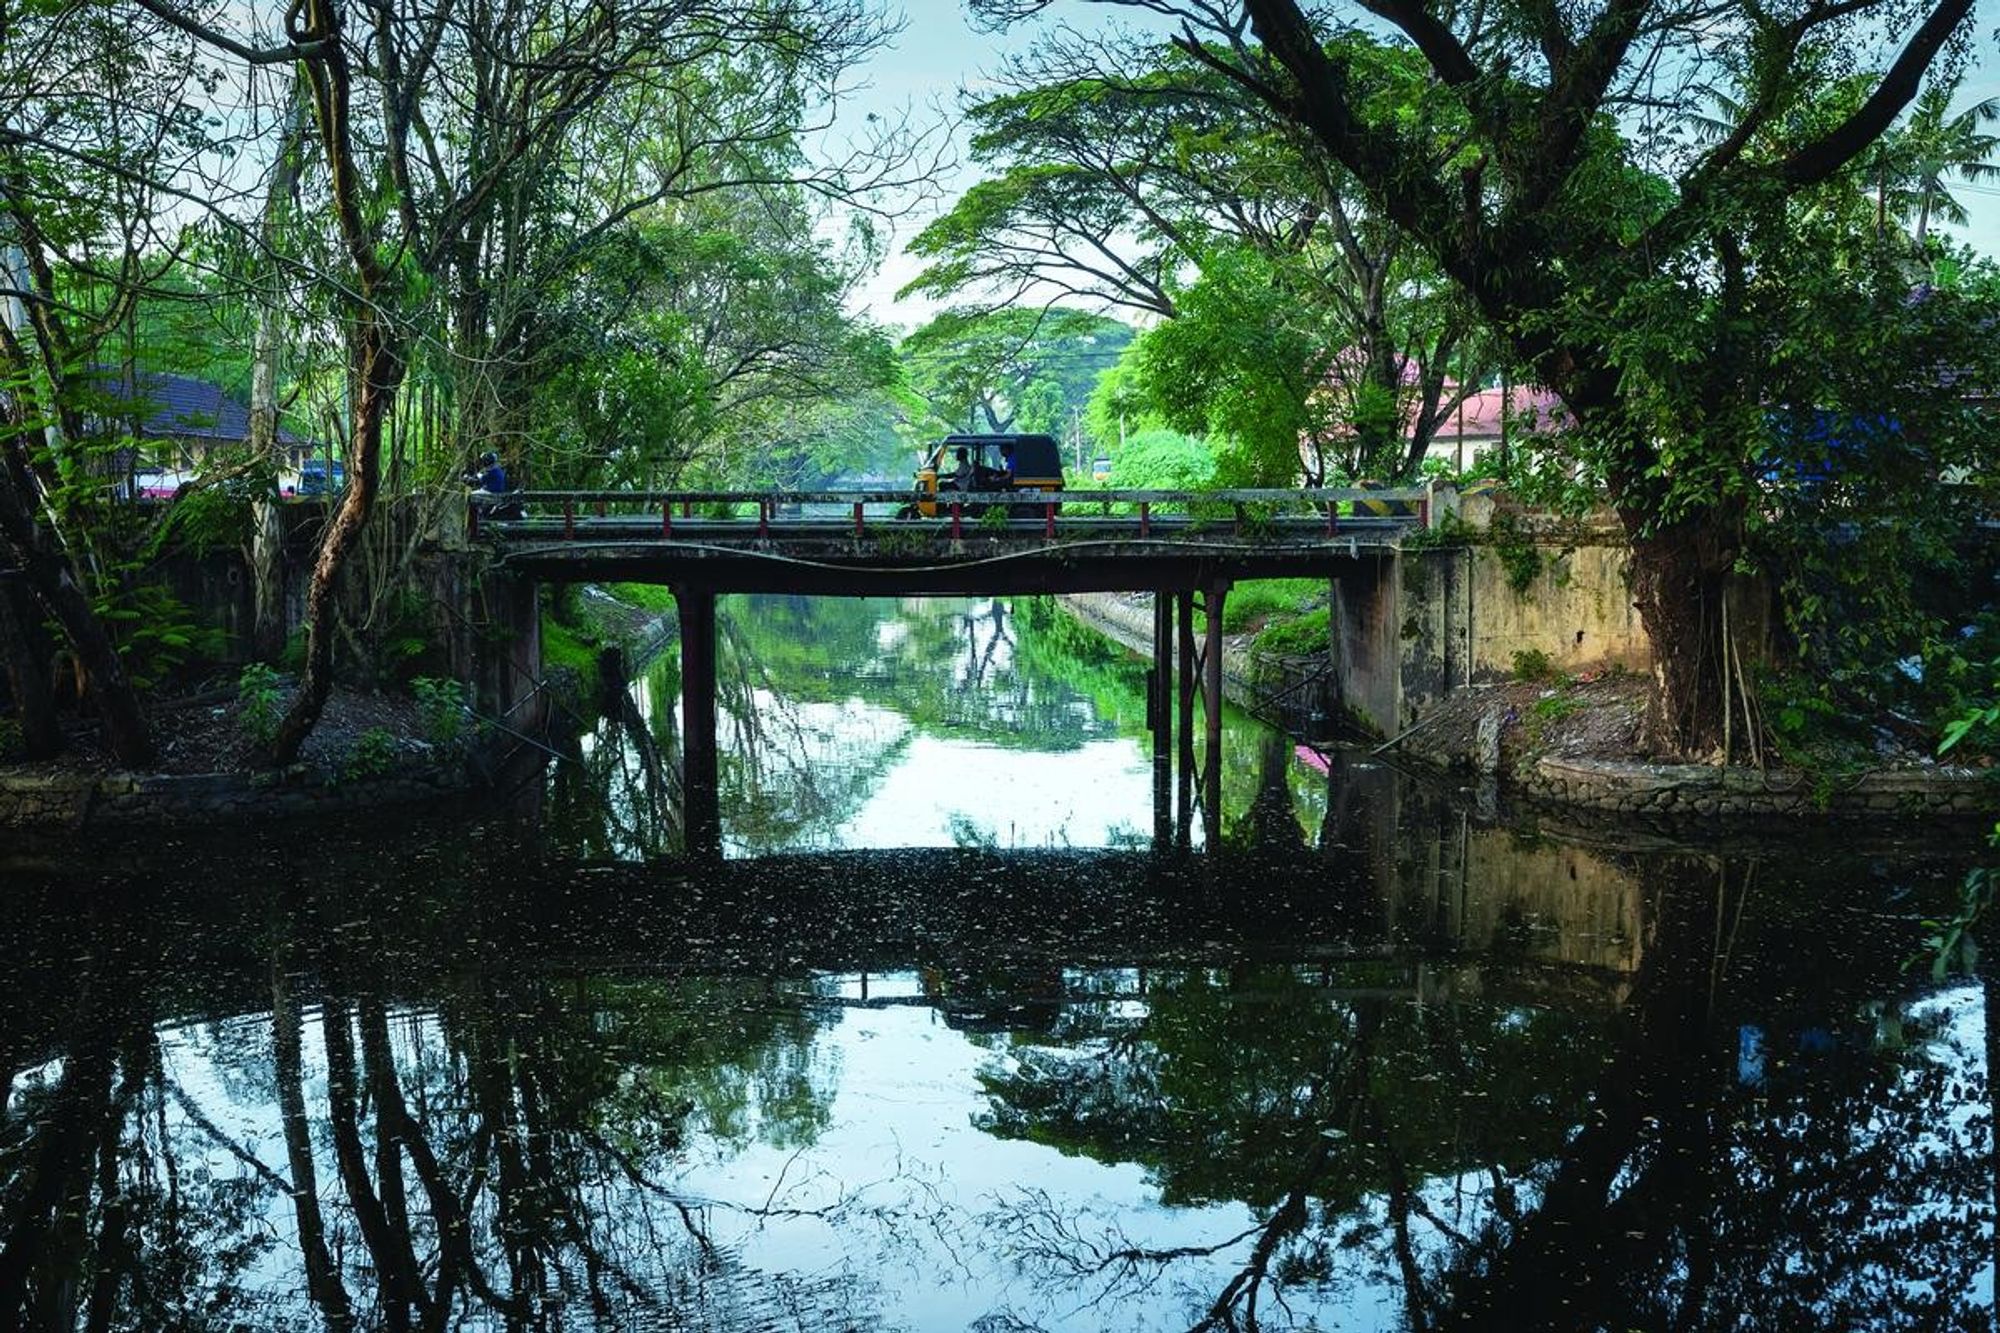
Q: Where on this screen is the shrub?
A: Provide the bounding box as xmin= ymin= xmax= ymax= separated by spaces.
xmin=1512 ymin=649 xmax=1556 ymax=682
xmin=412 ymin=676 xmax=466 ymax=749
xmin=237 ymin=663 xmax=283 ymax=748
xmin=340 ymin=726 xmax=399 ymax=782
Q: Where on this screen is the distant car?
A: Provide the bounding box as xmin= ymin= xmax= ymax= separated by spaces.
xmin=1091 ymin=455 xmax=1112 ymax=482
xmin=285 ymin=460 xmax=346 ymax=497
xmin=906 ymin=433 xmax=1066 ymax=519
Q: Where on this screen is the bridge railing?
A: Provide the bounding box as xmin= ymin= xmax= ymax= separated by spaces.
xmin=479 ymin=485 xmax=1434 ymax=541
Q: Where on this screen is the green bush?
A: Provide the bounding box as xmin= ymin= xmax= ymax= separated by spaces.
xmin=98 ymin=582 xmax=224 ymax=689
xmin=412 ymin=676 xmax=466 ymax=749
xmin=237 ymin=663 xmax=283 ymax=748
xmin=607 ymin=583 xmax=678 ymax=614
xmin=1512 ymin=649 xmax=1556 ymax=682
xmin=340 ymin=726 xmax=399 ymax=782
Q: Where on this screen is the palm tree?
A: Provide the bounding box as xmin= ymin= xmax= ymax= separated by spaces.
xmin=1883 ymin=83 xmax=2000 ymax=246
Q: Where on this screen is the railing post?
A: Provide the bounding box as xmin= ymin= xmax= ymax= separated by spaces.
xmin=1045 ymin=499 xmax=1056 ymax=538
xmin=661 ymin=502 xmax=672 ymax=537
xmin=758 ymin=498 xmax=770 ymax=539
xmin=1232 ymin=502 xmax=1242 ymax=536
xmin=682 ymin=499 xmax=693 ymax=520
xmin=594 ymin=498 xmax=606 ymax=518
xmin=1325 ymin=500 xmax=1338 ymax=536
xmin=1418 ymin=495 xmax=1430 ymax=529
xmin=563 ymin=500 xmax=575 ymax=540
xmin=1139 ymin=500 xmax=1150 ymax=538
xmin=951 ymin=501 xmax=963 ymax=540
xmin=853 ymin=501 xmax=864 ymax=538
xmin=467 ymin=496 xmax=479 ymax=541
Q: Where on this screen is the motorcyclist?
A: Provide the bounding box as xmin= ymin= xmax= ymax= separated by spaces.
xmin=464 ymin=450 xmax=522 ymax=519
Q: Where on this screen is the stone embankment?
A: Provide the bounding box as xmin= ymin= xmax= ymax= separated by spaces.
xmin=1057 ymin=594 xmax=1998 ymax=821
xmin=1520 ymin=754 xmax=1995 ymax=818
xmin=0 ymin=759 xmax=469 ymax=828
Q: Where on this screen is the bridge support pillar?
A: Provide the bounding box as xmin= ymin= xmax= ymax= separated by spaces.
xmin=1151 ymin=593 xmax=1173 ymax=847
xmin=678 ymin=588 xmax=721 ymax=857
xmin=1176 ymin=589 xmax=1195 ymax=849
xmin=1202 ymin=579 xmax=1228 ymax=849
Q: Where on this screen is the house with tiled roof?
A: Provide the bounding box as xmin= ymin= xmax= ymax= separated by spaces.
xmin=91 ymin=368 xmax=321 ymax=482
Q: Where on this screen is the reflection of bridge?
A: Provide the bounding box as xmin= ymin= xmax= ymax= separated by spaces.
xmin=480 ymin=486 xmax=1429 ymax=853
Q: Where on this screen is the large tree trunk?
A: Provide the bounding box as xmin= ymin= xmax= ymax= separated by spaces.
xmin=0 ymin=575 xmax=61 ymax=758
xmin=0 ymin=453 xmax=153 ymax=767
xmin=1624 ymin=513 xmax=1735 ymax=757
xmin=269 ymin=334 xmax=402 ymax=764
xmin=269 ymin=0 xmax=406 ymax=765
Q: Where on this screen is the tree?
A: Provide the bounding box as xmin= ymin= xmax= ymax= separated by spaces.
xmin=1888 ymin=82 xmax=2000 ymax=245
xmin=904 ymin=34 xmax=1491 ymax=483
xmin=0 ymin=0 xmax=246 ymax=767
xmin=132 ymin=0 xmax=905 ymax=761
xmin=899 ymin=306 xmax=1132 ymax=437
xmin=976 ymin=0 xmax=1992 ymax=755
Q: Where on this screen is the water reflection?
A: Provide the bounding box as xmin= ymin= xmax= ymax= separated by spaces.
xmin=548 ymin=596 xmax=1322 ymax=858
xmin=2 ymin=760 xmax=1992 ymax=1329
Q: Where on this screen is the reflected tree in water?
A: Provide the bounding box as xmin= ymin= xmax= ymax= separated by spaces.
xmin=972 ymin=860 xmax=1995 ymax=1331
xmin=0 ymin=891 xmax=870 ymax=1330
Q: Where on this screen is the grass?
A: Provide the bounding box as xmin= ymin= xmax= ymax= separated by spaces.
xmin=1252 ymin=608 xmax=1331 ymax=658
xmin=540 ymin=612 xmax=600 ymax=675
xmin=606 ymin=582 xmax=678 ymax=614
xmin=1205 ymin=579 xmax=1325 ymax=635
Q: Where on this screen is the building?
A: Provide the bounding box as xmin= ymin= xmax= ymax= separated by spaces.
xmin=90 ymin=368 xmax=321 ymax=490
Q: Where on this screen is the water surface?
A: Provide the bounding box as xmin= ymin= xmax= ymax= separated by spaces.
xmin=2 ymin=595 xmax=1992 ymax=1330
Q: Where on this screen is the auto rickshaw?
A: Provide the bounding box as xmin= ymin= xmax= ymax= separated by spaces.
xmin=907 ymin=432 xmax=1066 ymax=518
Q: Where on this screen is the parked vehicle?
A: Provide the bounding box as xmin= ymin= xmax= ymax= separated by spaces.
xmin=906 ymin=433 xmax=1066 ymax=519
xmin=285 ymin=460 xmax=346 ymax=497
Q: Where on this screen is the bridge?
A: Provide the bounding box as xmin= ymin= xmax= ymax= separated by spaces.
xmin=483 ymin=485 xmax=1427 ymax=594
xmin=478 ymin=485 xmax=1431 ymax=854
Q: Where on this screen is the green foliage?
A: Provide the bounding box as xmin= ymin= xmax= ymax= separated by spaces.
xmin=1402 ymin=510 xmax=1471 ymax=550
xmin=412 ymin=676 xmax=466 ymax=749
xmin=237 ymin=663 xmax=283 ymax=749
xmin=607 ymin=583 xmax=679 ymax=615
xmin=1221 ymin=580 xmax=1323 ymax=633
xmin=1087 ymin=425 xmax=1213 ymax=494
xmin=94 ymin=581 xmax=223 ymax=690
xmin=1131 ymin=246 xmax=1324 ymax=488
xmin=1758 ymin=668 xmax=1875 ymax=794
xmin=1252 ymin=608 xmax=1331 ymax=659
xmin=1485 ymin=511 xmax=1544 ymax=596
xmin=541 ymin=612 xmax=601 ymax=677
xmin=977 ymin=506 xmax=1011 ymax=531
xmin=1511 ymin=649 xmax=1556 ymax=683
xmin=1531 ymin=693 xmax=1582 ymax=724
xmin=339 ymin=726 xmax=400 ymax=782
xmin=899 ymin=307 xmax=1132 ymax=437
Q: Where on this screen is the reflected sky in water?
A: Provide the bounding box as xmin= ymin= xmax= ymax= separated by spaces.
xmin=3 ymin=594 xmax=1996 ymax=1330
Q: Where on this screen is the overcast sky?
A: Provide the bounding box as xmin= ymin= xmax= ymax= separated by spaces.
xmin=837 ymin=1 xmax=2000 ymax=328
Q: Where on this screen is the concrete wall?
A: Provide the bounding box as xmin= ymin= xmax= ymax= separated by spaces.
xmin=1332 ymin=489 xmax=1651 ymax=736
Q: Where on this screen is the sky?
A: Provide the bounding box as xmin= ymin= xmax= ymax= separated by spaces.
xmin=834 ymin=1 xmax=2000 ymax=329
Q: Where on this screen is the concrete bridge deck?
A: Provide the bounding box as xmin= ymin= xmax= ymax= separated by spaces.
xmin=485 ymin=486 xmax=1426 ymax=595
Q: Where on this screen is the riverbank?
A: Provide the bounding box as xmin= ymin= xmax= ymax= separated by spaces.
xmin=0 ymin=681 xmax=474 ymax=827
xmin=1056 ymin=591 xmax=1999 ymax=821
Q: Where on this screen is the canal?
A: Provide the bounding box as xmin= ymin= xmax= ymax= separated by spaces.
xmin=2 ymin=595 xmax=1993 ymax=1330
